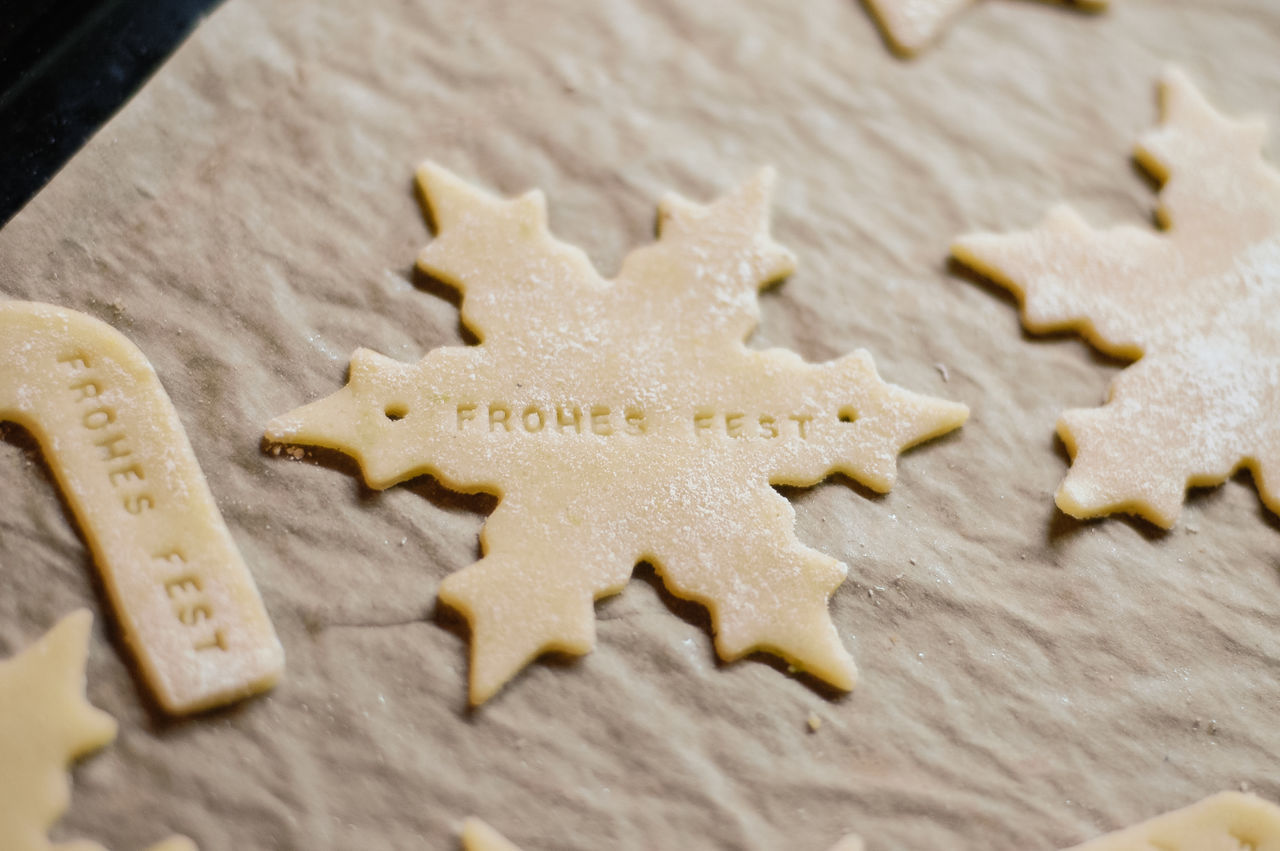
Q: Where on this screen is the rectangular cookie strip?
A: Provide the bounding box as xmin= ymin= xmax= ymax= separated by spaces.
xmin=1066 ymin=793 xmax=1280 ymax=850
xmin=0 ymin=302 xmax=283 ymax=714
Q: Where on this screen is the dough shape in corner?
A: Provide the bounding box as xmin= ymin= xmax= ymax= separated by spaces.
xmin=0 ymin=301 xmax=283 ymax=714
xmin=954 ymin=69 xmax=1280 ymax=529
xmin=1064 ymin=792 xmax=1280 ymax=850
xmin=461 ymin=818 xmax=523 ymax=851
xmin=267 ymin=164 xmax=967 ymax=705
xmin=0 ymin=609 xmax=197 ymax=851
xmin=864 ymin=0 xmax=1106 ymax=57
xmin=825 ymin=794 xmax=1280 ymax=850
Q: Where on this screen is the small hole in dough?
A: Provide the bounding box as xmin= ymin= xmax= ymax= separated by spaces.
xmin=384 ymin=403 xmax=409 ymax=421
xmin=838 ymin=406 xmax=858 ymax=424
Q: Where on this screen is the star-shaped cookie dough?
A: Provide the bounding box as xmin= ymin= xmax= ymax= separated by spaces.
xmin=954 ymin=70 xmax=1280 ymax=528
xmin=865 ymin=0 xmax=1107 ymax=56
xmin=269 ymin=165 xmax=966 ymax=704
xmin=0 ymin=610 xmax=196 ymax=850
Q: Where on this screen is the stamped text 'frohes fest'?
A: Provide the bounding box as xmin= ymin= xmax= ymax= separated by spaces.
xmin=58 ymin=350 xmax=227 ymax=654
xmin=454 ymin=402 xmax=820 ymax=439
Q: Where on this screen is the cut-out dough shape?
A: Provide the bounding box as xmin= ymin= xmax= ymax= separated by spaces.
xmin=864 ymin=0 xmax=1107 ymax=56
xmin=461 ymin=818 xmax=523 ymax=851
xmin=267 ymin=164 xmax=967 ymax=704
xmin=828 ymin=795 xmax=1280 ymax=850
xmin=0 ymin=609 xmax=197 ymax=850
xmin=1065 ymin=792 xmax=1280 ymax=850
xmin=0 ymin=302 xmax=283 ymax=714
xmin=953 ymin=69 xmax=1280 ymax=529
xmin=458 ymin=794 xmax=1280 ymax=850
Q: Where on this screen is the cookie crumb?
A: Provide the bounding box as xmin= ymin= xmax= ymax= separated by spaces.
xmin=807 ymin=712 xmax=822 ymax=733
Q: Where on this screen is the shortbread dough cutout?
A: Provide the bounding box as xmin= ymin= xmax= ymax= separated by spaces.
xmin=461 ymin=818 xmax=523 ymax=851
xmin=0 ymin=302 xmax=283 ymax=714
xmin=267 ymin=164 xmax=967 ymax=704
xmin=864 ymin=0 xmax=1107 ymax=57
xmin=0 ymin=609 xmax=197 ymax=850
xmin=463 ymin=793 xmax=1280 ymax=851
xmin=1065 ymin=792 xmax=1280 ymax=850
xmin=953 ymin=70 xmax=1280 ymax=528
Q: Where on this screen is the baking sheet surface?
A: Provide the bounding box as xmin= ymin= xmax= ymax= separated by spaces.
xmin=1 ymin=1 xmax=1278 ymax=848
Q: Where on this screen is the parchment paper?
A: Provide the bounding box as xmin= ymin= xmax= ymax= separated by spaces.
xmin=1 ymin=1 xmax=1278 ymax=848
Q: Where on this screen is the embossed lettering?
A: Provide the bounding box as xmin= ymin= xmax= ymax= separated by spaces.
xmin=124 ymin=494 xmax=154 ymax=514
xmin=625 ymin=407 xmax=647 ymax=435
xmin=165 ymin=575 xmax=201 ymax=596
xmin=556 ymin=405 xmax=582 ymax=433
xmin=590 ymin=406 xmax=613 ymax=436
xmin=108 ymin=464 xmax=145 ymax=487
xmin=445 ymin=402 xmax=831 ymax=441
xmin=57 ymin=352 xmax=90 ymax=371
xmin=94 ymin=431 xmax=131 ymax=461
xmin=180 ymin=603 xmax=213 ymax=627
xmin=193 ymin=629 xmax=227 ymax=652
xmin=83 ymin=406 xmax=116 ymax=430
xmin=159 ymin=554 xmax=225 ymax=652
xmin=488 ymin=404 xmax=512 ymax=431
xmin=71 ymin=379 xmax=100 ymax=401
xmin=456 ymin=403 xmax=477 ymax=430
xmin=522 ymin=405 xmax=545 ymax=433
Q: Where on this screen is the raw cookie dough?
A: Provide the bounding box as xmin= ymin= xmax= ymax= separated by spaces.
xmin=0 ymin=302 xmax=283 ymax=713
xmin=6 ymin=0 xmax=1280 ymax=846
xmin=1064 ymin=792 xmax=1280 ymax=850
xmin=827 ymin=795 xmax=1280 ymax=850
xmin=461 ymin=818 xmax=524 ymax=851
xmin=267 ymin=164 xmax=967 ymax=704
xmin=953 ymin=70 xmax=1280 ymax=529
xmin=864 ymin=0 xmax=1107 ymax=56
xmin=0 ymin=609 xmax=196 ymax=850
xmin=456 ymin=796 xmax=1280 ymax=851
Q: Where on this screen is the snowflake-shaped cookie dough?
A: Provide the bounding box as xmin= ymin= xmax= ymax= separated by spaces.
xmin=865 ymin=0 xmax=1107 ymax=56
xmin=0 ymin=610 xmax=196 ymax=851
xmin=1066 ymin=792 xmax=1280 ymax=850
xmin=954 ymin=70 xmax=1280 ymax=529
xmin=268 ymin=165 xmax=967 ymax=704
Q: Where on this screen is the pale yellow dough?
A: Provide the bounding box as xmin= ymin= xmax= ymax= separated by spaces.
xmin=267 ymin=164 xmax=967 ymax=705
xmin=864 ymin=0 xmax=1107 ymax=56
xmin=459 ymin=794 xmax=1280 ymax=851
xmin=0 ymin=610 xmax=195 ymax=850
xmin=827 ymin=794 xmax=1280 ymax=850
xmin=0 ymin=302 xmax=282 ymax=714
xmin=1064 ymin=792 xmax=1280 ymax=850
xmin=459 ymin=820 xmax=867 ymax=851
xmin=953 ymin=70 xmax=1280 ymax=529
xmin=461 ymin=818 xmax=524 ymax=851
